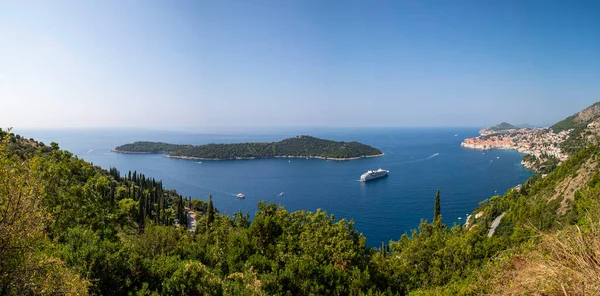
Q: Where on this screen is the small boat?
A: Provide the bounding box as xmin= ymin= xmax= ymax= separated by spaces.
xmin=236 ymin=193 xmax=245 ymax=199
xmin=279 ymin=192 xmax=285 ymax=196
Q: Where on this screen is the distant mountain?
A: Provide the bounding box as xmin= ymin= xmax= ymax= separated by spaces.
xmin=489 ymin=122 xmax=519 ymax=131
xmin=552 ymin=102 xmax=600 ymax=132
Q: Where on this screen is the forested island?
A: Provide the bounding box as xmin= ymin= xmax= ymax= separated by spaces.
xmin=113 ymin=135 xmax=383 ymax=160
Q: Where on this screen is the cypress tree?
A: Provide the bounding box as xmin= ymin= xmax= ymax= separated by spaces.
xmin=207 ymin=194 xmax=214 ymax=229
xmin=138 ymin=195 xmax=145 ymax=233
xmin=156 ymin=188 xmax=161 ymax=224
xmin=177 ymin=196 xmax=183 ymax=224
xmin=110 ymin=185 xmax=115 ymax=205
xmin=434 ymin=189 xmax=441 ymax=221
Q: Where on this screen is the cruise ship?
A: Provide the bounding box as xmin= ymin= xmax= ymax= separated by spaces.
xmin=360 ymin=168 xmax=389 ymax=182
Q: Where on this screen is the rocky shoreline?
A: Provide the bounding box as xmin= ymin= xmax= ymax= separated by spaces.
xmin=111 ymin=149 xmax=155 ymax=154
xmin=165 ymin=153 xmax=385 ymax=161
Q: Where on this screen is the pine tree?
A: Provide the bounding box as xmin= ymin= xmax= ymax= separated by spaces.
xmin=434 ymin=189 xmax=441 ymax=222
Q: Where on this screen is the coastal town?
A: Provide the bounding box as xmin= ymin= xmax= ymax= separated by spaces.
xmin=461 ymin=125 xmax=573 ymax=168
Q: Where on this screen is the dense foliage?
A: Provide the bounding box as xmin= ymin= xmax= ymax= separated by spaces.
xmin=115 ymin=136 xmax=383 ymax=160
xmin=551 ymin=114 xmax=582 ymax=133
xmin=4 ymin=99 xmax=600 ymax=295
xmin=113 ymin=141 xmax=190 ymax=153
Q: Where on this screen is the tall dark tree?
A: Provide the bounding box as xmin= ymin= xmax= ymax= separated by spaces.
xmin=177 ymin=196 xmax=184 ymax=225
xmin=138 ymin=194 xmax=145 ymax=233
xmin=207 ymin=194 xmax=214 ymax=230
xmin=110 ymin=184 xmax=115 ymax=205
xmin=434 ymin=189 xmax=441 ymax=221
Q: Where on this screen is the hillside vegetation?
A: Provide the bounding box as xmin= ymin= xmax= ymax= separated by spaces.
xmin=489 ymin=122 xmax=519 ymax=131
xmin=4 ymin=102 xmax=600 ymax=295
xmin=552 ymin=102 xmax=600 ymax=133
xmin=112 ymin=141 xmax=190 ymax=153
xmin=115 ymin=136 xmax=383 ymax=160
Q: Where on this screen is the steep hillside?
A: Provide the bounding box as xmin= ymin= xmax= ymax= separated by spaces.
xmin=412 ymin=102 xmax=600 ymax=294
xmin=552 ymin=101 xmax=600 ymax=132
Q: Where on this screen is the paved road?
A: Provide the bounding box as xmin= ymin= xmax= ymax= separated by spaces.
xmin=487 ymin=212 xmax=506 ymax=237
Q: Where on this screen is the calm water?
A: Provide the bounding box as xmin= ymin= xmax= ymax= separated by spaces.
xmin=17 ymin=127 xmax=531 ymax=246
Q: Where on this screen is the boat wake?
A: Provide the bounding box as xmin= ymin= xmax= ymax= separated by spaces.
xmin=386 ymin=153 xmax=439 ymax=166
xmin=426 ymin=153 xmax=440 ymax=159
xmin=183 ymin=183 xmax=242 ymax=200
xmin=87 ymin=149 xmax=94 ymax=154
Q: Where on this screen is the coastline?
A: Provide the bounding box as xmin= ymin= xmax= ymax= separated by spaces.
xmin=113 ymin=146 xmax=384 ymax=161
xmin=164 ymin=153 xmax=385 ymax=161
xmin=460 ymin=144 xmax=537 ymax=170
xmin=460 ymin=143 xmax=530 ymax=153
xmin=110 ymin=149 xmax=155 ymax=154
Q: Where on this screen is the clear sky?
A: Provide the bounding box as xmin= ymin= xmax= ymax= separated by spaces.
xmin=1 ymin=0 xmax=599 ymax=129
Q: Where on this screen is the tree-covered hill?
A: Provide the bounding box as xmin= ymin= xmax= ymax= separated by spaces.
xmin=112 ymin=141 xmax=190 ymax=153
xmin=489 ymin=122 xmax=519 ymax=131
xmin=114 ymin=135 xmax=383 ymax=160
xmin=4 ymin=102 xmax=600 ymax=295
xmin=551 ymin=101 xmax=600 ymax=132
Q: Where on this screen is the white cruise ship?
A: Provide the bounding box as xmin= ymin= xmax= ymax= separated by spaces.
xmin=360 ymin=168 xmax=389 ymax=182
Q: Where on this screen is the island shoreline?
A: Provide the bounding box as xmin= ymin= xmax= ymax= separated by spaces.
xmin=110 ymin=149 xmax=155 ymax=154
xmin=111 ymin=149 xmax=384 ymax=161
xmin=164 ymin=153 xmax=385 ymax=161
xmin=112 ymin=135 xmax=384 ymax=161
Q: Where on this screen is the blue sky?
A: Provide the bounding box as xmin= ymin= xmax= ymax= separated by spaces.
xmin=1 ymin=0 xmax=599 ymax=129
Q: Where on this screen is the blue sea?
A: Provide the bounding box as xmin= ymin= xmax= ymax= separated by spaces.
xmin=17 ymin=127 xmax=531 ymax=247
